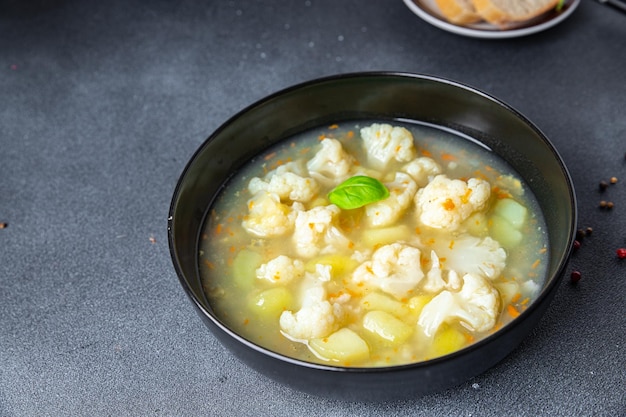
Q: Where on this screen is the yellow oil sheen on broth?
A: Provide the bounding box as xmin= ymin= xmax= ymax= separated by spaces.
xmin=199 ymin=121 xmax=548 ymax=367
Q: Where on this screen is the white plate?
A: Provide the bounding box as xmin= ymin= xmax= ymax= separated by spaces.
xmin=402 ymin=0 xmax=580 ymax=39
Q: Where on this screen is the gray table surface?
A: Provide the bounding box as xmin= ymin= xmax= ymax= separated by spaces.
xmin=1 ymin=0 xmax=625 ymax=415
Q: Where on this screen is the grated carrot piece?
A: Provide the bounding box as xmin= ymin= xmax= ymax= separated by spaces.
xmin=507 ymin=304 xmax=520 ymax=318
xmin=460 ymin=188 xmax=473 ymax=204
xmin=442 ymin=198 xmax=455 ymax=211
xmin=497 ymin=190 xmax=511 ymax=199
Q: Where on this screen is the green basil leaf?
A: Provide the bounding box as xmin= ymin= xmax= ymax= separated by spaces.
xmin=327 ymin=176 xmax=390 ymax=210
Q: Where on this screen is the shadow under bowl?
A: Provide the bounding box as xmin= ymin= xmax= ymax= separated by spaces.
xmin=168 ymin=72 xmax=577 ymax=402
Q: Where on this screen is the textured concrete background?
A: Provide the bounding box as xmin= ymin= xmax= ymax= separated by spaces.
xmin=1 ymin=0 xmax=624 ymax=415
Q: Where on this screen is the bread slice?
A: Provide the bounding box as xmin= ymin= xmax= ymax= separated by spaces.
xmin=471 ymin=0 xmax=560 ymax=25
xmin=434 ymin=0 xmax=482 ymax=24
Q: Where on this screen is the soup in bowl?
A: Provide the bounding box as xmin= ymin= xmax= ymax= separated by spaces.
xmin=168 ymin=72 xmax=576 ymax=401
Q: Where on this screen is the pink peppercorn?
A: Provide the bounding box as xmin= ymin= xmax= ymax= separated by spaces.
xmin=617 ymin=248 xmax=626 ymax=260
xmin=570 ymin=270 xmax=582 ymax=283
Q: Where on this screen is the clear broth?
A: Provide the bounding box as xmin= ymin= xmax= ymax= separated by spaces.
xmin=199 ymin=120 xmax=548 ymax=367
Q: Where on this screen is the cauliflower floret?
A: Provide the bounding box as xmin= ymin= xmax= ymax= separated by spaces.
xmin=308 ymin=263 xmax=332 ymax=282
xmin=422 ymin=250 xmax=462 ymax=293
xmin=248 ymin=161 xmax=319 ymax=203
xmin=365 ymin=172 xmax=417 ymax=227
xmin=352 ymin=243 xmax=424 ymax=299
xmin=256 ymin=255 xmax=305 ymax=284
xmin=401 ymin=157 xmax=442 ymax=187
xmin=415 ymin=175 xmax=491 ymax=231
xmin=431 ymin=235 xmax=506 ymax=280
xmin=292 ymin=205 xmax=350 ymax=258
xmin=360 ymin=123 xmax=417 ymax=170
xmin=520 ymin=279 xmax=540 ymax=297
xmin=280 ymin=285 xmax=341 ymax=340
xmin=242 ymin=191 xmax=302 ymax=238
xmin=306 ymin=138 xmax=355 ymax=186
xmin=418 ymin=273 xmax=500 ymax=337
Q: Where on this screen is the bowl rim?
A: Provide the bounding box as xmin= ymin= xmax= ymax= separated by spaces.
xmin=167 ymin=71 xmax=578 ymax=372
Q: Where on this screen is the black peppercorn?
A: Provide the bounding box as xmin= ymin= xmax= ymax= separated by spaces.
xmin=599 ymin=181 xmax=608 ymax=191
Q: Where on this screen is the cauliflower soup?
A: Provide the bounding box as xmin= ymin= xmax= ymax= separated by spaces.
xmin=199 ymin=121 xmax=548 ymax=367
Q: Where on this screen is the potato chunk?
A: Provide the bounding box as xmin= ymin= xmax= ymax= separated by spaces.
xmin=360 ymin=292 xmax=410 ymax=318
xmin=408 ymin=295 xmax=432 ymax=318
xmin=309 ymin=328 xmax=370 ymax=364
xmin=493 ymin=198 xmax=527 ymax=229
xmin=249 ymin=287 xmax=293 ymax=319
xmin=490 ymin=215 xmax=523 ymax=249
xmin=363 ymin=311 xmax=413 ymax=345
xmin=361 ymin=224 xmax=411 ymax=248
xmin=430 ymin=325 xmax=467 ymax=358
xmin=232 ymin=249 xmax=263 ymax=289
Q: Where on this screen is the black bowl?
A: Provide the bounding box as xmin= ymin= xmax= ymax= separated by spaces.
xmin=167 ymin=72 xmax=577 ymax=401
